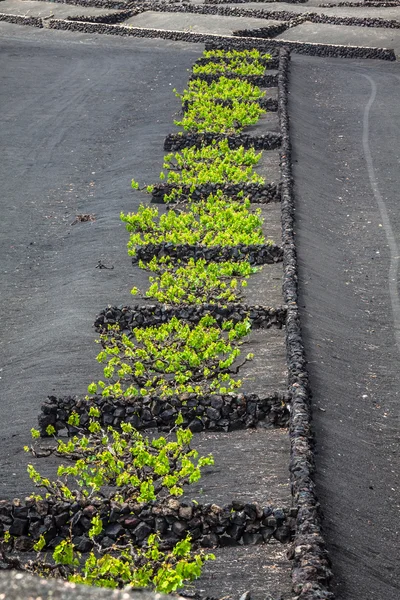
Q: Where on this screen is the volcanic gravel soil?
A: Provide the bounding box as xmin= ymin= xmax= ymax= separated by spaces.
xmin=290 ymin=53 xmax=400 ymax=600
xmin=0 ymin=23 xmax=203 ymax=497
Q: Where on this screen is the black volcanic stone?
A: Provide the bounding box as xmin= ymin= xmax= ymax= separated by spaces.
xmin=274 ymin=525 xmax=292 ymax=543
xmin=13 ymin=506 xmax=29 ymax=519
xmin=73 ymin=536 xmax=94 ymax=553
xmin=9 ymin=518 xmax=28 ymax=536
xmin=105 ymin=523 xmax=125 ymax=540
xmin=133 ymin=522 xmax=152 ymax=542
xmin=155 ymin=517 xmax=168 ymax=534
xmin=100 ymin=536 xmax=115 ymax=549
xmin=13 ymin=536 xmax=34 ymax=552
xmin=261 ymin=527 xmax=275 ymax=542
xmin=242 ymin=532 xmax=264 ymax=545
xmin=219 ymin=533 xmax=240 ymax=547
xmin=188 ymin=419 xmax=204 ymax=432
xmin=54 ymin=512 xmax=70 ymax=529
xmin=226 ymin=524 xmax=244 ymax=541
xmin=172 ymin=521 xmax=188 ymax=537
xmin=273 ymin=508 xmax=285 ymax=524
xmin=200 ymin=533 xmax=219 ymax=547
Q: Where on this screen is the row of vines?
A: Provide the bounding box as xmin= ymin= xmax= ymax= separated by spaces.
xmin=1 ymin=48 xmax=285 ymax=594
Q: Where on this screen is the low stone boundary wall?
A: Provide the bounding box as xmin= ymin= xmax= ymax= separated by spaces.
xmin=189 ymin=71 xmax=279 ymax=87
xmin=0 ymin=497 xmax=296 ymax=552
xmin=130 ymin=242 xmax=283 ymax=266
xmin=38 ymin=391 xmax=291 ymax=437
xmin=150 ymin=181 xmax=281 ymax=204
xmin=66 ymin=9 xmax=134 ymax=24
xmin=233 ymin=24 xmax=288 ymax=38
xmin=0 ymin=13 xmax=43 ymax=27
xmin=181 ymin=96 xmax=279 ymax=113
xmin=94 ymin=303 xmax=287 ymax=332
xmin=278 ymin=49 xmax=334 ymax=599
xmin=194 ymin=55 xmax=280 ymax=68
xmin=163 ymin=131 xmax=281 ymax=151
xmin=43 ymin=19 xmax=396 ymax=60
xmin=204 ymin=37 xmax=396 ymax=60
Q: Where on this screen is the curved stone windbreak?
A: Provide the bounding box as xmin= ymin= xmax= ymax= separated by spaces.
xmin=94 ymin=303 xmax=287 ymax=332
xmin=233 ymin=22 xmax=288 ymax=38
xmin=164 ymin=131 xmax=281 ymax=151
xmin=38 ymin=391 xmax=291 ymax=437
xmin=130 ymin=242 xmax=283 ymax=266
xmin=278 ymin=49 xmax=334 ymax=599
xmin=0 ymin=497 xmax=296 ymax=553
xmin=234 ymin=26 xmax=289 ymax=38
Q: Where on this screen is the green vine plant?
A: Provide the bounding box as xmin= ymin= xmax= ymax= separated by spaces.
xmin=121 ymin=191 xmax=270 ymax=254
xmin=89 ymin=316 xmax=253 ymax=400
xmin=131 ymin=140 xmax=264 ymax=203
xmin=192 ymin=57 xmax=267 ymax=77
xmin=133 ymin=257 xmax=257 ymax=305
xmin=0 ymin=531 xmax=214 ymax=593
xmin=27 ymin=418 xmax=213 ymax=503
xmin=3 ymin=417 xmax=215 ymax=592
xmin=175 ymin=98 xmax=265 ymax=134
xmin=175 ymin=76 xmax=266 ymax=105
xmin=1 ymin=528 xmax=214 ymax=593
xmin=202 ymin=49 xmax=272 ymax=62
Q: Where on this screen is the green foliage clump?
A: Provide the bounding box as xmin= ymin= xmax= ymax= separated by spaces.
xmin=137 ymin=257 xmax=256 ymax=305
xmin=89 ymin=316 xmax=252 ymax=399
xmin=132 ymin=140 xmax=264 ymax=200
xmin=202 ymin=49 xmax=272 ymax=62
xmin=161 ymin=141 xmax=263 ymax=183
xmin=28 ymin=420 xmax=213 ymax=503
xmin=21 ymin=415 xmax=216 ymax=591
xmin=69 ymin=533 xmax=214 ymax=592
xmin=192 ymin=57 xmax=266 ymax=77
xmin=175 ymin=98 xmax=265 ymax=134
xmin=17 ymin=531 xmax=214 ymax=593
xmin=176 ymin=77 xmax=266 ymax=105
xmin=18 ymin=416 xmax=216 ymax=591
xmin=121 ymin=192 xmax=268 ymax=252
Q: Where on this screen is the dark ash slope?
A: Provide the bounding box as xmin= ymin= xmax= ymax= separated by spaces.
xmin=290 ymin=53 xmax=400 ymax=600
